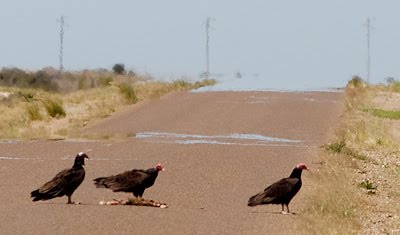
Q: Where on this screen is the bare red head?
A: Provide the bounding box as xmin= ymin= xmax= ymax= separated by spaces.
xmin=156 ymin=163 xmax=165 ymax=171
xmin=296 ymin=163 xmax=308 ymax=170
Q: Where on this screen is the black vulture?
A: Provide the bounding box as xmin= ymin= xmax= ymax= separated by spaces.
xmin=248 ymin=163 xmax=308 ymax=214
xmin=31 ymin=152 xmax=89 ymax=204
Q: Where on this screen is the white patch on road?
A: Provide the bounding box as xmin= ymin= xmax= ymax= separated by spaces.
xmin=0 ymin=156 xmax=21 ymax=160
xmin=136 ymin=131 xmax=303 ymax=146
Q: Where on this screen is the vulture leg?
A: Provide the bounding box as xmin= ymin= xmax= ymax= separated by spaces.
xmin=67 ymin=196 xmax=73 ymax=204
xmin=281 ymin=204 xmax=290 ymax=214
xmin=285 ymin=204 xmax=290 ymax=213
xmin=134 ymin=189 xmax=145 ymax=200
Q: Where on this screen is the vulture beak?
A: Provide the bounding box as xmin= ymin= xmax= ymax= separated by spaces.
xmin=78 ymin=152 xmax=90 ymax=159
xmin=156 ymin=163 xmax=165 ymax=171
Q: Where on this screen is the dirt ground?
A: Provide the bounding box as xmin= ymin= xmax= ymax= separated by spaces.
xmin=0 ymin=91 xmax=343 ymax=235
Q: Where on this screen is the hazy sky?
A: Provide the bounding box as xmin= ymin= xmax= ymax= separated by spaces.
xmin=1 ymin=1 xmax=400 ymax=89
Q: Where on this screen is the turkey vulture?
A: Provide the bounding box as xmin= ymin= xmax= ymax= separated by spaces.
xmin=31 ymin=152 xmax=89 ymax=204
xmin=247 ymin=163 xmax=308 ymax=214
xmin=93 ymin=163 xmax=165 ymax=198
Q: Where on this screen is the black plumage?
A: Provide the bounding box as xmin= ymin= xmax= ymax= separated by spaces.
xmin=247 ymin=163 xmax=308 ymax=214
xmin=94 ymin=163 xmax=165 ymax=198
xmin=31 ymin=152 xmax=89 ymax=204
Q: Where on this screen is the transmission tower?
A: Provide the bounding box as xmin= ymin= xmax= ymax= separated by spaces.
xmin=205 ymin=17 xmax=215 ymax=79
xmin=57 ymin=15 xmax=65 ymax=75
xmin=365 ymin=17 xmax=374 ymax=83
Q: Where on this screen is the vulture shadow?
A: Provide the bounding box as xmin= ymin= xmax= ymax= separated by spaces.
xmin=32 ymin=201 xmax=99 ymax=206
xmin=249 ymin=211 xmax=299 ymax=215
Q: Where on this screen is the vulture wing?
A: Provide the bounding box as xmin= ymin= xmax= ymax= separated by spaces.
xmin=94 ymin=169 xmax=150 ymax=192
xmin=248 ymin=178 xmax=300 ymax=206
xmin=32 ymin=168 xmax=85 ymax=200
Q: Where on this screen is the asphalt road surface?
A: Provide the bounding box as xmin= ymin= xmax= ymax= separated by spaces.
xmin=0 ymin=91 xmax=343 ymax=235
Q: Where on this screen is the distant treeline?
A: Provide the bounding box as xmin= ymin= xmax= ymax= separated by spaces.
xmin=0 ymin=67 xmax=59 ymax=91
xmin=0 ymin=67 xmax=145 ymax=93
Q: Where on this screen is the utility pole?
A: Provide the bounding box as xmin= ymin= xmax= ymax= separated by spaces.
xmin=205 ymin=17 xmax=214 ymax=79
xmin=57 ymin=15 xmax=65 ymax=76
xmin=365 ymin=17 xmax=373 ymax=83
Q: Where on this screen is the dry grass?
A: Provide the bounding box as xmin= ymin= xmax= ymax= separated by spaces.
xmin=299 ymin=78 xmax=400 ymax=234
xmin=135 ymin=79 xmax=216 ymax=100
xmin=0 ymin=77 xmax=216 ymax=140
xmin=300 ymin=154 xmax=362 ymax=235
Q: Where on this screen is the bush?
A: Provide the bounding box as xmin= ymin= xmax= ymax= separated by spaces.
xmin=98 ymin=76 xmax=113 ymax=87
xmin=0 ymin=68 xmax=59 ymax=91
xmin=347 ymin=75 xmax=366 ymax=89
xmin=234 ymin=71 xmax=242 ymax=78
xmin=325 ymin=138 xmax=367 ymax=160
xmin=325 ymin=138 xmax=347 ymax=153
xmin=345 ymin=76 xmax=367 ymax=102
xmin=26 ymin=103 xmax=42 ymax=121
xmin=78 ymin=77 xmax=88 ymax=90
xmin=18 ymin=91 xmax=35 ymax=102
xmin=127 ymin=70 xmax=136 ymax=77
xmin=358 ymin=180 xmax=377 ymax=190
xmin=31 ymin=70 xmax=59 ymax=91
xmin=118 ymin=83 xmax=138 ymax=104
xmin=43 ymin=99 xmax=66 ymax=118
xmin=193 ymin=79 xmax=216 ymax=89
xmin=172 ymin=79 xmax=191 ymax=90
xmin=0 ymin=67 xmax=26 ymax=85
xmin=388 ymin=81 xmax=400 ymax=93
xmin=386 ymin=77 xmax=395 ymax=85
xmin=112 ymin=63 xmax=126 ymax=75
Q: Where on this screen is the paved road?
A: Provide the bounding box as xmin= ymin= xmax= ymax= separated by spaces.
xmin=0 ymin=91 xmax=343 ymax=235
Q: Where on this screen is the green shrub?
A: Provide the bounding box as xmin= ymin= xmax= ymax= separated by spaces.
xmin=325 ymin=138 xmax=367 ymax=160
xmin=18 ymin=91 xmax=35 ymax=102
xmin=43 ymin=99 xmax=66 ymax=118
xmin=118 ymin=83 xmax=138 ymax=104
xmin=26 ymin=103 xmax=42 ymax=121
xmin=358 ymin=180 xmax=377 ymax=190
xmin=364 ymin=108 xmax=400 ymax=120
xmin=325 ymin=139 xmax=347 ymax=153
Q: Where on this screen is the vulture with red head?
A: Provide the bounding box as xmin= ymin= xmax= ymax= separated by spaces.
xmin=248 ymin=163 xmax=308 ymax=214
xmin=94 ymin=163 xmax=165 ymax=198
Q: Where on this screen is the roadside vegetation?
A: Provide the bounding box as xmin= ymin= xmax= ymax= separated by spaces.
xmin=0 ymin=66 xmax=216 ymax=140
xmin=300 ymin=76 xmax=400 ymax=234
